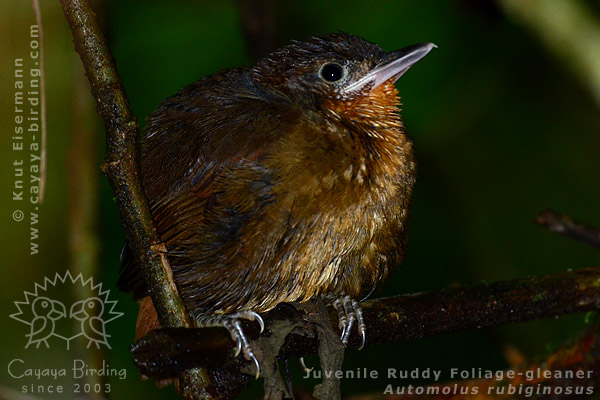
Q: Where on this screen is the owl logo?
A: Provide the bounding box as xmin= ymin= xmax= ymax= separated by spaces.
xmin=10 ymin=271 xmax=123 ymax=349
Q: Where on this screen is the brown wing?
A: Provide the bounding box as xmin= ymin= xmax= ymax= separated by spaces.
xmin=118 ymin=68 xmax=283 ymax=301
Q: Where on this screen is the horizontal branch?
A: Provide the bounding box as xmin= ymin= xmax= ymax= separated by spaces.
xmin=346 ymin=317 xmax=600 ymax=400
xmin=132 ymin=266 xmax=600 ymax=380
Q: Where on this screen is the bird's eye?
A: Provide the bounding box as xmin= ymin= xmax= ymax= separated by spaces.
xmin=319 ymin=63 xmax=345 ymax=83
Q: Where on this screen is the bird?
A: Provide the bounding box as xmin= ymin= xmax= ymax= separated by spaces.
xmin=70 ymin=297 xmax=111 ymax=349
xmin=26 ymin=296 xmax=66 ymax=348
xmin=118 ymin=32 xmax=434 ymax=373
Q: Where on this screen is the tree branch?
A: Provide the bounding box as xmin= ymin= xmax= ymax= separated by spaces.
xmin=536 ymin=210 xmax=600 ymax=249
xmin=236 ymin=0 xmax=276 ymax=60
xmin=32 ymin=0 xmax=47 ymax=203
xmin=131 ymin=265 xmax=600 ymax=394
xmin=67 ymin=53 xmax=104 ymax=397
xmin=345 ymin=317 xmax=600 ymax=399
xmin=59 ymin=0 xmax=214 ymax=397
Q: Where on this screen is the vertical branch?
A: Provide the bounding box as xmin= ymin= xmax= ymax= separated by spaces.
xmin=59 ymin=0 xmax=215 ymax=397
xmin=31 ymin=0 xmax=47 ymax=203
xmin=67 ymin=56 xmax=104 ymax=397
xmin=237 ymin=0 xmax=276 ymax=60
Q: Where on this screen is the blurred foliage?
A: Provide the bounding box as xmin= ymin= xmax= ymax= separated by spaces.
xmin=2 ymin=0 xmax=599 ymax=399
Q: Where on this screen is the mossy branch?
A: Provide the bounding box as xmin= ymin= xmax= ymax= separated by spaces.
xmin=59 ymin=0 xmax=215 ymax=398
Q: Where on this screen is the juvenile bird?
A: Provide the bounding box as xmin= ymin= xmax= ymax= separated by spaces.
xmin=119 ymin=33 xmax=434 ymax=372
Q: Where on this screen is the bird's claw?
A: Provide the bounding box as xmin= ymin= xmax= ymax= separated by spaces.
xmin=332 ymin=295 xmax=366 ymax=349
xmin=195 ymin=311 xmax=263 ymax=378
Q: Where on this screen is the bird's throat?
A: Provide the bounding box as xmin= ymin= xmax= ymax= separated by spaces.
xmin=321 ymin=80 xmax=403 ymax=133
xmin=320 ymin=80 xmax=413 ymax=191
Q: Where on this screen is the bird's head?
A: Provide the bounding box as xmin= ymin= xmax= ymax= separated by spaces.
xmin=251 ymin=33 xmax=435 ymax=125
xmin=32 ymin=297 xmax=66 ymax=320
xmin=70 ymin=298 xmax=104 ymax=321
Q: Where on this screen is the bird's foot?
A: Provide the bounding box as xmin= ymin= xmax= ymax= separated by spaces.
xmin=331 ymin=295 xmax=366 ymax=349
xmin=194 ymin=311 xmax=265 ymax=378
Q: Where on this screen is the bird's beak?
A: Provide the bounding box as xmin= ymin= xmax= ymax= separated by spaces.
xmin=50 ymin=300 xmax=66 ymax=320
xmin=344 ymin=42 xmax=436 ymax=95
xmin=69 ymin=302 xmax=84 ymax=320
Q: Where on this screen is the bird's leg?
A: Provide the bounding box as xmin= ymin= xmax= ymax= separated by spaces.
xmin=330 ymin=295 xmax=366 ymax=349
xmin=194 ymin=311 xmax=265 ymax=378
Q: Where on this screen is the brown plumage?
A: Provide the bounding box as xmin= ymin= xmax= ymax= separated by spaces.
xmin=119 ymin=33 xmax=434 ymax=356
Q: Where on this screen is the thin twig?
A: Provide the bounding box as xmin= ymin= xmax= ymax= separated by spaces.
xmin=131 ymin=265 xmax=600 ymax=396
xmin=31 ymin=0 xmax=47 ymax=203
xmin=236 ymin=0 xmax=276 ymax=60
xmin=59 ymin=0 xmax=215 ymax=397
xmin=536 ymin=210 xmax=600 ymax=249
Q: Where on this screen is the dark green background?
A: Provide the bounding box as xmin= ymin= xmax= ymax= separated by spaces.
xmin=2 ymin=1 xmax=599 ymax=399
